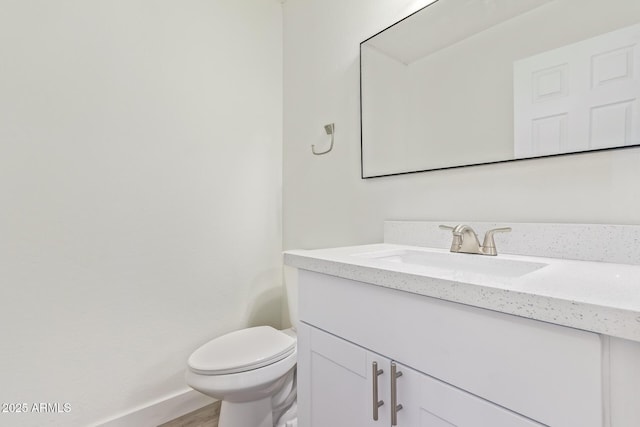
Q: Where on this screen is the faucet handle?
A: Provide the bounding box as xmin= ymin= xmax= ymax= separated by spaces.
xmin=481 ymin=227 xmax=512 ymax=256
xmin=439 ymin=225 xmax=461 ymax=252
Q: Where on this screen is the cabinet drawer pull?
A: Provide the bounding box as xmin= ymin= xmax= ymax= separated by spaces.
xmin=372 ymin=361 xmax=384 ymax=420
xmin=391 ymin=362 xmax=403 ymax=425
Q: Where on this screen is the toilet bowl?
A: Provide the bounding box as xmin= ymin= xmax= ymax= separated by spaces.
xmin=185 ymin=326 xmax=297 ymax=427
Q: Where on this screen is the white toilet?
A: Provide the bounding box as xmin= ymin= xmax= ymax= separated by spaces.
xmin=186 ymin=269 xmax=299 ymax=427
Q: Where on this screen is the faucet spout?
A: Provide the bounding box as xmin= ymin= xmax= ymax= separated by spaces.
xmin=452 ymin=225 xmax=482 ymax=254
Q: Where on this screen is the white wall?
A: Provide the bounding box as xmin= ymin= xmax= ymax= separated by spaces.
xmin=282 ymin=0 xmax=640 ymax=251
xmin=0 ymin=1 xmax=282 ymax=426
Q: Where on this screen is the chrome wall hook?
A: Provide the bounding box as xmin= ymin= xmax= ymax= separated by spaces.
xmin=312 ymin=123 xmax=334 ymax=155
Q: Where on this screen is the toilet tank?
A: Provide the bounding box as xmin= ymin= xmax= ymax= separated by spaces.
xmin=283 ymin=265 xmax=299 ymax=330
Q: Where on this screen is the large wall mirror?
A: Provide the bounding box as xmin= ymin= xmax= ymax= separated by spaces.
xmin=360 ymin=0 xmax=640 ymax=178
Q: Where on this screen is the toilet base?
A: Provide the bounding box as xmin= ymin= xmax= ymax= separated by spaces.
xmin=219 ymin=397 xmax=272 ymax=427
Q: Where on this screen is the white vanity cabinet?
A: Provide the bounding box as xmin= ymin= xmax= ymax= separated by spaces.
xmin=297 ymin=325 xmax=412 ymax=426
xmin=296 ymin=269 xmax=605 ymax=427
xmin=298 ymin=323 xmax=545 ymax=426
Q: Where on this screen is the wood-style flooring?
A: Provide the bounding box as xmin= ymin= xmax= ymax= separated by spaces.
xmin=158 ymin=401 xmax=220 ymax=427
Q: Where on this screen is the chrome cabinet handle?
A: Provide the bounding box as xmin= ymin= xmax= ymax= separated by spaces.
xmin=372 ymin=361 xmax=384 ymax=421
xmin=390 ymin=362 xmax=403 ymax=425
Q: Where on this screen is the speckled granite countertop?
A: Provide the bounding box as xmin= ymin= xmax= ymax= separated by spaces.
xmin=284 ymin=243 xmax=640 ymax=342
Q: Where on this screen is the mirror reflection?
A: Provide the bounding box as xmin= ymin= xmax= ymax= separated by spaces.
xmin=360 ymin=0 xmax=640 ymax=177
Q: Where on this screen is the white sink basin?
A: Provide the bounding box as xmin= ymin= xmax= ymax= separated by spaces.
xmin=356 ymin=249 xmax=547 ymax=278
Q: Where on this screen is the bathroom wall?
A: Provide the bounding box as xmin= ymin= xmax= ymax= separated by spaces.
xmin=0 ymin=1 xmax=282 ymax=426
xmin=282 ymin=0 xmax=640 ymax=251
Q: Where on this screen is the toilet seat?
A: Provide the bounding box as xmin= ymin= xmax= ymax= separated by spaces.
xmin=188 ymin=326 xmax=296 ymax=375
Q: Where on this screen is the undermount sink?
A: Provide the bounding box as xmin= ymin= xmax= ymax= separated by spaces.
xmin=355 ymin=249 xmax=547 ymax=278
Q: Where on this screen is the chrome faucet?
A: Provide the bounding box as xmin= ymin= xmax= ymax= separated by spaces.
xmin=439 ymin=224 xmax=511 ymax=256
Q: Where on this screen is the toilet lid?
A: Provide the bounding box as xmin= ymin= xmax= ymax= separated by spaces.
xmin=188 ymin=326 xmax=296 ymax=375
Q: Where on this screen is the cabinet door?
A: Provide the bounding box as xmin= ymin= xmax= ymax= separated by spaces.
xmin=412 ymin=368 xmax=545 ymax=427
xmin=298 ymin=323 xmax=382 ymax=426
xmin=299 ymin=323 xmax=545 ymax=427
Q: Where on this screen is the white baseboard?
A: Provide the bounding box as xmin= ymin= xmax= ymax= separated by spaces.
xmin=95 ymin=388 xmax=215 ymax=427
